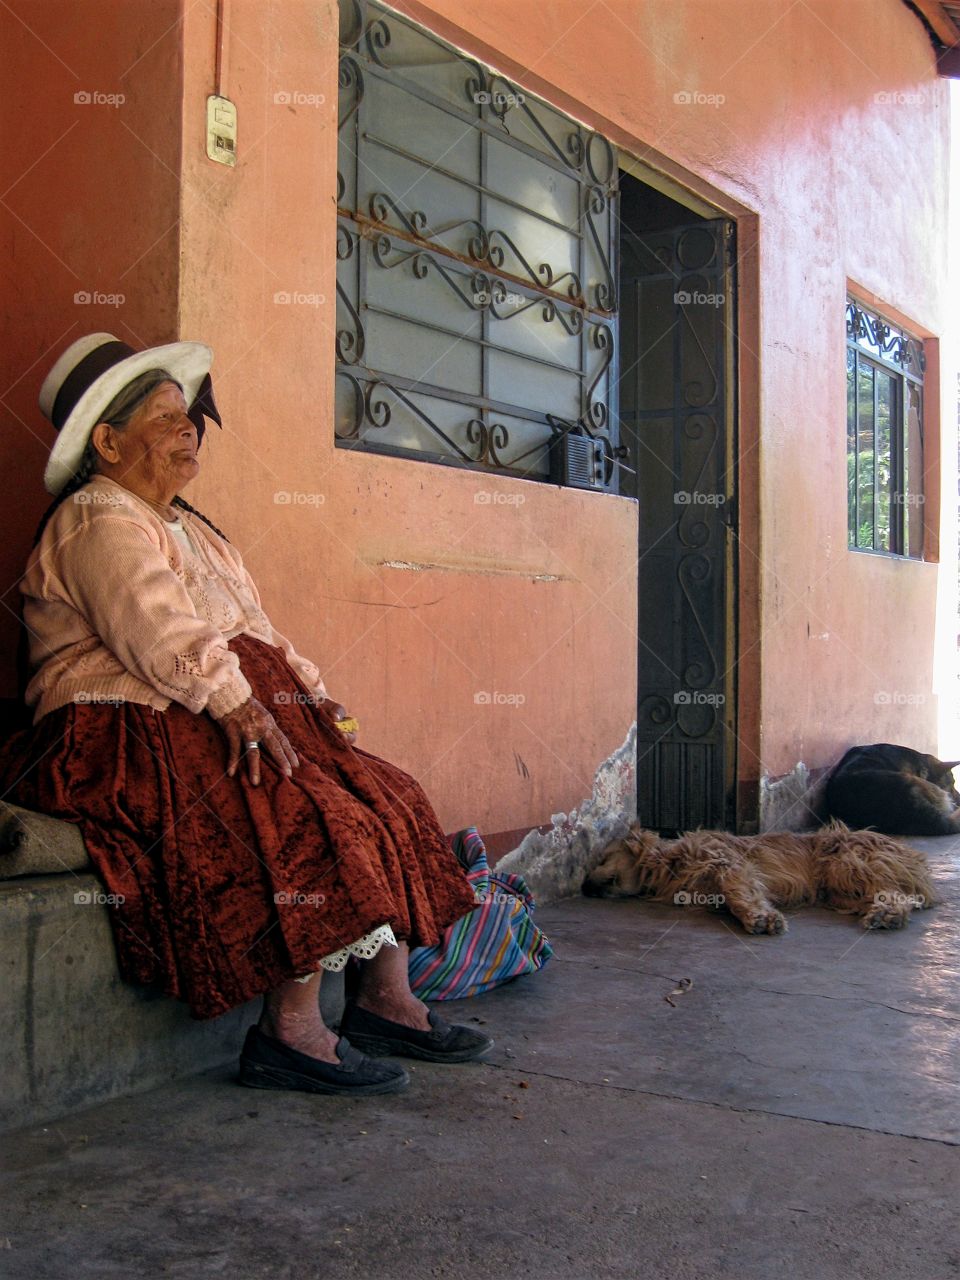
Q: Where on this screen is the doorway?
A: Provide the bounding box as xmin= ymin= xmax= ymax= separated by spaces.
xmin=617 ymin=169 xmax=738 ymax=832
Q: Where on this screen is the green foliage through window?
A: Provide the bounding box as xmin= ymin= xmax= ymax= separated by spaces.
xmin=846 ymin=299 xmax=924 ymax=559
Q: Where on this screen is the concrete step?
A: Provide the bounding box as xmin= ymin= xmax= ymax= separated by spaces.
xmin=0 ymin=803 xmax=354 ymax=1132
xmin=0 ymin=872 xmax=266 ymax=1130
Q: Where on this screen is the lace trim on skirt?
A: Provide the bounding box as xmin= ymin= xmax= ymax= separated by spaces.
xmin=293 ymin=922 xmax=398 ymax=981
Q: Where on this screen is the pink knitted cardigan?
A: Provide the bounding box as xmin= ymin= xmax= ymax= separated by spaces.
xmin=21 ymin=476 xmax=327 ymax=724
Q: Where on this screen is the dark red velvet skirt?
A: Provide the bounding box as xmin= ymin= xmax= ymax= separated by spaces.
xmin=0 ymin=636 xmax=476 ymax=1019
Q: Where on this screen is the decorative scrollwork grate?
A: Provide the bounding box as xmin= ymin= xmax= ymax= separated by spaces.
xmin=336 ymin=0 xmax=620 ymax=487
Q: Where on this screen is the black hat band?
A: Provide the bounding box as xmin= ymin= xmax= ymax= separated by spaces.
xmin=50 ymin=340 xmax=137 ymax=433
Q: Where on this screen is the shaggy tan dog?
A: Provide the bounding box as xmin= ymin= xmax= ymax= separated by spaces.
xmin=583 ymin=822 xmax=937 ymax=934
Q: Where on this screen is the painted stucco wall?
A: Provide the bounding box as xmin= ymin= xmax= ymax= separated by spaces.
xmin=175 ymin=0 xmax=639 ymax=837
xmin=1 ymin=0 xmax=952 ymax=838
xmin=0 ymin=0 xmax=182 ymax=686
xmin=378 ymin=0 xmax=952 ymax=784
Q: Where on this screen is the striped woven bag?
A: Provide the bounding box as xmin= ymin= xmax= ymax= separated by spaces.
xmin=408 ymin=827 xmax=553 ymax=1000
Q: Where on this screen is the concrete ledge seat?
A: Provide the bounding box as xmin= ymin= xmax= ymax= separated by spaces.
xmin=0 ymin=801 xmax=91 ymax=879
xmin=0 ymin=805 xmax=296 ymax=1131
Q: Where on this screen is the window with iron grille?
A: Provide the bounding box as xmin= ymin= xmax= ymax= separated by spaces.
xmin=336 ymin=0 xmax=619 ymax=491
xmin=846 ymin=298 xmax=925 ymax=558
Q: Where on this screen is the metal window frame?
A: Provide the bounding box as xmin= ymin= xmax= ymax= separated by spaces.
xmin=336 ymin=0 xmax=621 ymax=490
xmin=845 ymin=297 xmax=925 ymax=559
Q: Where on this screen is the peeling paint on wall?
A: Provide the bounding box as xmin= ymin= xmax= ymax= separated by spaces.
xmin=496 ymin=724 xmax=637 ymax=904
xmin=376 ymin=557 xmax=566 ymax=582
xmin=758 ymin=762 xmax=829 ymax=832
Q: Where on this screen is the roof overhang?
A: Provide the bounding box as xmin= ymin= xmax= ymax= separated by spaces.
xmin=903 ymin=0 xmax=960 ymax=75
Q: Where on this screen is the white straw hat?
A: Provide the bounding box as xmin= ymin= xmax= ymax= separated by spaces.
xmin=38 ymin=333 xmax=216 ymax=495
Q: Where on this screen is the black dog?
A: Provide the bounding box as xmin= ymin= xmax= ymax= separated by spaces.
xmin=824 ymin=743 xmax=960 ymax=836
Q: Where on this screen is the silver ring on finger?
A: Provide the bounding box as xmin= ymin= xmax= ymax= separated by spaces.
xmin=245 ymin=740 xmax=260 ymax=751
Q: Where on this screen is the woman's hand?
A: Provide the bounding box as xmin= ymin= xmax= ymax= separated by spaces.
xmin=219 ymin=697 xmax=300 ymax=785
xmin=320 ymin=698 xmax=358 ymax=745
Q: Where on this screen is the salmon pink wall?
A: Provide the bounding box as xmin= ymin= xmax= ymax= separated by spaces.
xmin=0 ymin=0 xmax=182 ymax=690
xmin=386 ymin=0 xmax=951 ymax=783
xmin=176 ymin=0 xmax=638 ymax=837
xmin=2 ymin=0 xmax=951 ymax=836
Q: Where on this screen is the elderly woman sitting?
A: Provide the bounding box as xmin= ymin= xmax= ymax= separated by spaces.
xmin=2 ymin=333 xmax=490 ymax=1096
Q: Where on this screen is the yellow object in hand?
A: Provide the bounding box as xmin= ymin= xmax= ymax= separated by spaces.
xmin=335 ymin=717 xmax=359 ymax=735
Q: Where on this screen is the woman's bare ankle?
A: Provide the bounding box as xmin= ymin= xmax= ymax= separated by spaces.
xmin=353 ymin=943 xmax=432 ymax=1030
xmin=353 ymin=991 xmax=431 ymax=1031
xmin=258 ymin=1009 xmax=340 ymax=1062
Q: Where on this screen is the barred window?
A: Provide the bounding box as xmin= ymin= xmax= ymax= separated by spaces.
xmin=846 ymin=298 xmax=925 ymax=558
xmin=336 ymin=0 xmax=619 ymax=490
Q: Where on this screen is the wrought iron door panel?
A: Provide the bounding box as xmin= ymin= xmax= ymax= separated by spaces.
xmin=620 ymin=218 xmax=736 ymax=832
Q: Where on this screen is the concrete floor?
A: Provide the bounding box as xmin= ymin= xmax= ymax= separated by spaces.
xmin=2 ymin=836 xmax=959 ymax=1280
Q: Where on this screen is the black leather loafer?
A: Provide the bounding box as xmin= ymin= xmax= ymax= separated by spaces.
xmin=238 ymin=1025 xmax=409 ymax=1094
xmin=338 ymin=1003 xmax=494 ymax=1063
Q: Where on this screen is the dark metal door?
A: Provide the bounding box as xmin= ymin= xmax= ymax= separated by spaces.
xmin=619 ymin=218 xmax=737 ymax=831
